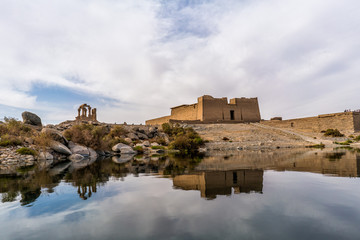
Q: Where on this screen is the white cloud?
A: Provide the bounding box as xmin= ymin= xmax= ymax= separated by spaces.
xmin=0 ymin=0 xmax=360 ymax=123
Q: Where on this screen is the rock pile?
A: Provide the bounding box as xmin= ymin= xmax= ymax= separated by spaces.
xmin=1 ymin=112 xmax=173 ymax=174
xmin=0 ymin=146 xmax=35 ymax=173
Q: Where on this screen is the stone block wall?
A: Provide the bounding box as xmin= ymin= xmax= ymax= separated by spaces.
xmin=145 ymin=115 xmax=171 ymax=126
xmin=262 ymin=112 xmax=360 ymax=134
xmin=171 ymin=104 xmax=198 ymax=121
xmin=201 ymin=96 xmax=229 ymax=122
xmin=233 ymin=98 xmax=261 ymax=122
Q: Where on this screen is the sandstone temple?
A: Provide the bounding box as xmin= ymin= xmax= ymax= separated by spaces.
xmin=76 ymin=104 xmax=97 ymax=122
xmin=146 ymin=95 xmax=261 ymax=125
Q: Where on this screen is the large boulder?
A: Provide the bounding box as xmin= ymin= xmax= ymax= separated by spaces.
xmin=68 ymin=142 xmax=90 ymax=156
xmin=88 ymin=147 xmax=98 ymax=160
xmin=50 ymin=141 xmax=72 ymax=155
xmin=22 ymin=111 xmax=42 ymax=126
xmin=127 ymin=132 xmax=139 ymax=140
xmin=142 ymin=140 xmax=150 ymax=147
xmin=112 ymin=143 xmax=128 ymax=152
xmin=38 ymin=151 xmax=54 ymax=160
xmin=112 ymin=143 xmax=136 ymax=154
xmin=136 ymin=132 xmax=149 ymax=140
xmin=41 ymin=128 xmax=67 ymax=145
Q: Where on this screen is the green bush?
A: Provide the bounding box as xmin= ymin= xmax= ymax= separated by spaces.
xmin=354 ymin=135 xmax=360 ymax=141
xmin=134 ymin=146 xmax=144 ymax=153
xmin=108 ymin=126 xmax=128 ymax=138
xmin=0 ymin=117 xmax=33 ymax=137
xmin=306 ymin=143 xmax=325 ymax=148
xmin=150 ymin=136 xmax=167 ymax=146
xmin=162 ymin=123 xmax=172 ymax=135
xmin=162 ymin=123 xmax=204 ymax=154
xmin=169 ymin=135 xmax=204 ymax=154
xmin=64 ymin=124 xmax=110 ymax=150
xmin=151 ymin=145 xmax=165 ymax=150
xmin=0 ymin=135 xmax=22 ymax=147
xmin=16 ymin=147 xmax=36 ymax=156
xmin=323 ymin=129 xmax=344 ymax=137
xmin=334 ymin=140 xmax=353 ymax=145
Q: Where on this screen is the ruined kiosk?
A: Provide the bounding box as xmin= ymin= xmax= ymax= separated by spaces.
xmin=76 ymin=104 xmax=97 ymax=122
xmin=146 ymin=95 xmax=261 ymax=125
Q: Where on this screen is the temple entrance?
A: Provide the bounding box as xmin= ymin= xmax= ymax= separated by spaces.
xmin=233 ymin=172 xmax=238 ymax=184
xmin=230 ymin=110 xmax=235 ymax=120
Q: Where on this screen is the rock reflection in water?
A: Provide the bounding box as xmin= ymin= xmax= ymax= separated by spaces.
xmin=1 ymin=148 xmax=360 ymax=206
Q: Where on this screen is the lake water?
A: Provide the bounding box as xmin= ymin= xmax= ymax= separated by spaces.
xmin=1 ymin=148 xmax=360 ymax=240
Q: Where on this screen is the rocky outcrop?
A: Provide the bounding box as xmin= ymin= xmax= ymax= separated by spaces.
xmin=127 ymin=132 xmax=139 ymax=140
xmin=41 ymin=128 xmax=68 ymax=145
xmin=50 ymin=141 xmax=72 ymax=155
xmin=22 ymin=111 xmax=42 ymax=126
xmin=0 ymin=147 xmax=36 ymax=173
xmin=68 ymin=141 xmax=90 ymax=156
xmin=38 ymin=151 xmax=54 ymax=160
xmin=68 ymin=142 xmax=97 ymax=160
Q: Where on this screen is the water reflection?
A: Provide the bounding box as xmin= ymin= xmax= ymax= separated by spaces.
xmin=173 ymin=170 xmax=263 ymax=200
xmin=197 ymin=148 xmax=360 ymax=177
xmin=0 ymin=148 xmax=359 ymax=205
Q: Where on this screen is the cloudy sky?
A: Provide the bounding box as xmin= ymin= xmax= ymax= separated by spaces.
xmin=1 ymin=0 xmax=359 ymax=124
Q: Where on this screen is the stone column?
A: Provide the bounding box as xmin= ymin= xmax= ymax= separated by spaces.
xmin=88 ymin=106 xmax=92 ymax=118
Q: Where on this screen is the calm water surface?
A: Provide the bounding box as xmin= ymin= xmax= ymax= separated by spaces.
xmin=1 ymin=149 xmax=360 ymax=240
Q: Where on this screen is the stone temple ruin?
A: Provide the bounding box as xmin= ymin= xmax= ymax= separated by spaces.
xmin=76 ymin=104 xmax=97 ymax=122
xmin=146 ymin=95 xmax=261 ymax=125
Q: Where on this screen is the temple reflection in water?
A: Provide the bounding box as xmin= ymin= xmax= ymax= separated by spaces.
xmin=173 ymin=169 xmax=263 ymax=199
xmin=1 ymin=149 xmax=360 ymax=205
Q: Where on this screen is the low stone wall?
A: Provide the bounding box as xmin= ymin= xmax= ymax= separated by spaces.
xmin=145 ymin=116 xmax=171 ymax=126
xmin=262 ymin=112 xmax=360 ymax=134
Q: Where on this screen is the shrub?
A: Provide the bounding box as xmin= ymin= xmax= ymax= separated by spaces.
xmin=108 ymin=126 xmax=128 ymax=138
xmin=34 ymin=132 xmax=53 ymax=148
xmin=162 ymin=124 xmax=204 ymax=154
xmin=0 ymin=134 xmax=22 ymax=147
xmin=162 ymin=123 xmax=172 ymax=135
xmin=0 ymin=117 xmax=33 ymax=137
xmin=334 ymin=140 xmax=353 ymax=145
xmin=150 ymin=136 xmax=167 ymax=146
xmin=222 ymin=137 xmax=230 ymax=141
xmin=169 ymin=135 xmax=204 ymax=154
xmin=134 ymin=146 xmax=144 ymax=153
xmin=151 ymin=145 xmax=165 ymax=150
xmin=64 ymin=124 xmax=110 ymax=150
xmin=323 ymin=129 xmax=344 ymax=137
xmin=306 ymin=143 xmax=325 ymax=148
xmin=16 ymin=147 xmax=36 ymax=156
xmin=354 ymin=136 xmax=360 ymax=141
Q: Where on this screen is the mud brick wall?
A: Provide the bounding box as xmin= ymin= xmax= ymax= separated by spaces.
xmin=171 ymin=104 xmax=198 ymax=121
xmin=262 ymin=112 xmax=360 ymax=133
xmin=145 ymin=115 xmax=171 ymax=126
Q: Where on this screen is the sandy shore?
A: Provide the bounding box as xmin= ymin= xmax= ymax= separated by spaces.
xmin=185 ymin=123 xmax=358 ymax=151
